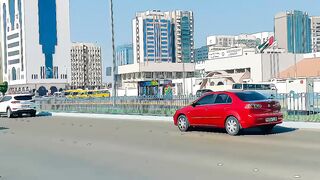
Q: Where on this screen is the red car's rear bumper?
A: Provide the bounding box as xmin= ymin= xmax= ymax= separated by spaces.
xmin=240 ymin=113 xmax=283 ymax=128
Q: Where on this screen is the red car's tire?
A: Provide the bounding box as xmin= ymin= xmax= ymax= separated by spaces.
xmin=177 ymin=115 xmax=190 ymax=132
xmin=225 ymin=116 xmax=241 ymax=136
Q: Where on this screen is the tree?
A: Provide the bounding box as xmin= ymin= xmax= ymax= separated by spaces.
xmin=0 ymin=81 xmax=8 ymax=95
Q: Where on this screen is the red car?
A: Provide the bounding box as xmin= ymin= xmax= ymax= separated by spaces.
xmin=173 ymin=91 xmax=283 ymax=136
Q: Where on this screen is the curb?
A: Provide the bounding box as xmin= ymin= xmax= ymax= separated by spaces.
xmin=51 ymin=112 xmax=173 ymax=122
xmin=51 ymin=112 xmax=320 ymax=130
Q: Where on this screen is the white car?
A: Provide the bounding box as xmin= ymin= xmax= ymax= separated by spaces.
xmin=0 ymin=94 xmax=37 ymax=118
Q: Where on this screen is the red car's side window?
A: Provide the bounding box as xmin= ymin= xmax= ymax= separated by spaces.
xmin=214 ymin=94 xmax=232 ymax=104
xmin=196 ymin=94 xmax=216 ymax=105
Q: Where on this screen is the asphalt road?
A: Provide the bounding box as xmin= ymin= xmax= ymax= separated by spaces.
xmin=0 ymin=116 xmax=320 ymax=180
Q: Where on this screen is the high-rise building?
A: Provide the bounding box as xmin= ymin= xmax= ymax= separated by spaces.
xmin=311 ymin=16 xmax=320 ymax=53
xmin=275 ymin=10 xmax=311 ymax=53
xmin=116 ymin=44 xmax=133 ymax=66
xmin=133 ymin=10 xmax=194 ymax=63
xmin=171 ymin=10 xmax=194 ymax=63
xmin=0 ymin=0 xmax=71 ymax=95
xmin=70 ymin=43 xmax=102 ymax=90
xmin=133 ymin=10 xmax=172 ymax=63
xmin=115 ymin=10 xmax=195 ymax=96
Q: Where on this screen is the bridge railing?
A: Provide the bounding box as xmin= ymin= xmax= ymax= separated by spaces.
xmin=36 ymin=93 xmax=320 ymax=121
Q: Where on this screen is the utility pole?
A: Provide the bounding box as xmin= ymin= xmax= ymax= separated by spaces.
xmin=110 ymin=0 xmax=117 ymax=104
xmin=182 ymin=59 xmax=186 ymax=96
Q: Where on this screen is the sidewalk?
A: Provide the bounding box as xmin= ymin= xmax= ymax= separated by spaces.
xmin=51 ymin=112 xmax=320 ymax=130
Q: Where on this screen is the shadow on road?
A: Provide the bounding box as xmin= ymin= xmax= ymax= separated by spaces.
xmin=0 ymin=127 xmax=9 ymax=131
xmin=37 ymin=112 xmax=53 ymax=117
xmin=190 ymin=125 xmax=298 ymax=136
xmin=243 ymin=126 xmax=298 ymax=135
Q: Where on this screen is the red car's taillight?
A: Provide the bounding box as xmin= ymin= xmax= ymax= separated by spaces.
xmin=245 ymin=104 xmax=262 ymax=109
xmin=11 ymin=101 xmax=20 ymax=104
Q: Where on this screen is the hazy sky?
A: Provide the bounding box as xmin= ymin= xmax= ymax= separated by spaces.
xmin=70 ymin=0 xmax=320 ymax=82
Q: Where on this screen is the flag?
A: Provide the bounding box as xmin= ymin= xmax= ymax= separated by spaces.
xmin=257 ymin=36 xmax=275 ymax=53
xmin=268 ymin=36 xmax=275 ymax=46
xmin=257 ymin=40 xmax=269 ymax=53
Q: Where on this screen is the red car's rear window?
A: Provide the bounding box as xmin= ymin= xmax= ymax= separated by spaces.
xmin=235 ymin=91 xmax=267 ymax=102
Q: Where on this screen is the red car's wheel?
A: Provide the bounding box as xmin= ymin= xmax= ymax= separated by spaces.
xmin=177 ymin=115 xmax=190 ymax=132
xmin=225 ymin=116 xmax=241 ymax=136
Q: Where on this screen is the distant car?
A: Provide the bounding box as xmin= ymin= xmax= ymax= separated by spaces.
xmin=173 ymin=91 xmax=283 ymax=136
xmin=0 ymin=94 xmax=37 ymax=118
xmin=196 ymin=89 xmax=213 ymax=97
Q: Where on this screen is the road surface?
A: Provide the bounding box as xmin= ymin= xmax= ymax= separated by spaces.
xmin=1 ymin=116 xmax=320 ymax=180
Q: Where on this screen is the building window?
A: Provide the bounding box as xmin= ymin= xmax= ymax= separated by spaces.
xmin=12 ymin=67 xmax=17 ymax=81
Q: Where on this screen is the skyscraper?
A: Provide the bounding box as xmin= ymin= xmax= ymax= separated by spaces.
xmin=0 ymin=0 xmax=71 ymax=95
xmin=133 ymin=10 xmax=194 ymax=64
xmin=275 ymin=10 xmax=311 ymax=53
xmin=171 ymin=10 xmax=194 ymax=63
xmin=133 ymin=10 xmax=172 ymax=63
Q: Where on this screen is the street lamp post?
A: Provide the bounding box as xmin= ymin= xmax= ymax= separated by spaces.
xmin=109 ymin=0 xmax=117 ymax=104
xmin=183 ymin=60 xmax=186 ymax=96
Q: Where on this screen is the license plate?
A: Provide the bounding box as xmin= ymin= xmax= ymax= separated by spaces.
xmin=22 ymin=105 xmax=30 ymax=108
xmin=266 ymin=117 xmax=277 ymax=122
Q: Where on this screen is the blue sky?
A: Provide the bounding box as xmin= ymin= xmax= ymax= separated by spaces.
xmin=70 ymin=0 xmax=320 ymax=82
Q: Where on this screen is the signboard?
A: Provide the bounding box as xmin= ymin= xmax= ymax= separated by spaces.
xmin=139 ymin=80 xmax=159 ymax=87
xmin=208 ymin=48 xmax=243 ymax=60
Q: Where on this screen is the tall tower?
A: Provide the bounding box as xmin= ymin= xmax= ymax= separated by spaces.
xmin=171 ymin=10 xmax=194 ymax=63
xmin=133 ymin=10 xmax=194 ymax=64
xmin=275 ymin=10 xmax=311 ymax=53
xmin=0 ymin=0 xmax=71 ymax=95
xmin=133 ymin=10 xmax=172 ymax=63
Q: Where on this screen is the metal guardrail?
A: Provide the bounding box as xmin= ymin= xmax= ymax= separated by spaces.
xmin=37 ymin=95 xmax=198 ymax=117
xmin=37 ymin=93 xmax=320 ymax=122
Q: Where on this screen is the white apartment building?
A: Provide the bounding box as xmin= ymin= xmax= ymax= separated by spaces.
xmin=70 ymin=43 xmax=102 ymax=90
xmin=133 ymin=10 xmax=172 ymax=64
xmin=0 ymin=0 xmax=71 ymax=95
xmin=311 ymin=16 xmax=320 ymax=53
